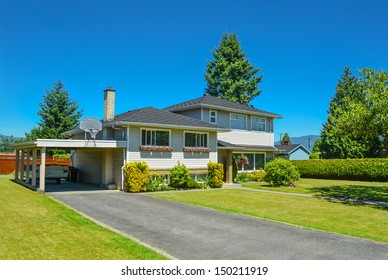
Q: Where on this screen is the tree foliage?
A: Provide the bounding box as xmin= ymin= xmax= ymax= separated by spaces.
xmin=320 ymin=67 xmax=388 ymax=158
xmin=0 ymin=134 xmax=19 ymax=152
xmin=25 ymin=81 xmax=83 ymax=141
xmin=204 ymin=33 xmax=263 ymax=105
xmin=281 ymin=132 xmax=291 ymax=145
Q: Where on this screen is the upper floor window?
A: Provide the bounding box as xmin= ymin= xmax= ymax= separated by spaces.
xmin=230 ymin=113 xmax=247 ymax=130
xmin=141 ymin=129 xmax=170 ymax=146
xmin=209 ymin=110 xmax=217 ymax=124
xmin=185 ymin=132 xmax=208 ymax=147
xmin=251 ymin=117 xmax=266 ymax=131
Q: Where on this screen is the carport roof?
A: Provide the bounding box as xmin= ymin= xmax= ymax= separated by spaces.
xmin=12 ymin=139 xmax=127 ymax=149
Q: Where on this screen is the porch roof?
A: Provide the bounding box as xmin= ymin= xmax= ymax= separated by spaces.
xmin=217 ymin=140 xmax=279 ymax=152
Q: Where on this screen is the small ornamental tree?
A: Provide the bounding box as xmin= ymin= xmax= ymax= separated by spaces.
xmin=207 ymin=161 xmax=224 ymax=188
xmin=124 ymin=161 xmax=150 ymax=192
xmin=169 ymin=162 xmax=190 ymax=189
xmin=264 ymin=158 xmax=300 ymax=186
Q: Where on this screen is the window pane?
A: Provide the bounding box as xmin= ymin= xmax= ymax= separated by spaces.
xmin=156 ymin=131 xmax=169 ymax=146
xmin=244 ymin=154 xmax=254 ymax=171
xmin=141 ymin=130 xmax=146 ymax=145
xmin=231 ymin=120 xmax=246 ymax=130
xmin=255 ymin=154 xmax=265 ymax=169
xmin=185 ymin=133 xmax=196 ymax=147
xmin=231 ymin=114 xmax=247 ymax=130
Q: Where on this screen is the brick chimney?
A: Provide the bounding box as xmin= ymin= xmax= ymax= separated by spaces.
xmin=103 ymin=87 xmax=116 ymax=121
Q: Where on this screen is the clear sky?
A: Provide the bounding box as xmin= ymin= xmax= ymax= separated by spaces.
xmin=1 ymin=0 xmax=387 ymax=140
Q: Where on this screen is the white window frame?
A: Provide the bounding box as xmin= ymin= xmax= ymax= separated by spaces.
xmin=209 ymin=110 xmax=217 ymax=124
xmin=230 ymin=113 xmax=247 ymax=130
xmin=251 ymin=116 xmax=266 ymax=132
xmin=233 ymin=152 xmax=266 ymax=171
xmin=183 ymin=131 xmax=209 ymax=148
xmin=140 ymin=128 xmax=171 ymax=146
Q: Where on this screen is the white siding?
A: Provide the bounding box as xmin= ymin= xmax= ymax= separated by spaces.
xmin=113 ymin=148 xmax=125 ymax=188
xmin=218 ymin=130 xmax=274 ymax=146
xmin=73 ymin=149 xmax=103 ymax=185
xmin=127 ymin=126 xmax=217 ymax=170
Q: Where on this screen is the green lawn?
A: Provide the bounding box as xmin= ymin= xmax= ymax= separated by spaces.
xmin=242 ymin=178 xmax=388 ymax=203
xmin=149 ymin=186 xmax=388 ymax=243
xmin=0 ymin=175 xmax=167 ymax=260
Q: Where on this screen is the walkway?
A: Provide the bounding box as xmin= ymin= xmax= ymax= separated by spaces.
xmin=49 ymin=190 xmax=388 ymax=260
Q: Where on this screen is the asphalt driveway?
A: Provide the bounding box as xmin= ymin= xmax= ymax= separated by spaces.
xmin=49 ymin=191 xmax=388 ymax=260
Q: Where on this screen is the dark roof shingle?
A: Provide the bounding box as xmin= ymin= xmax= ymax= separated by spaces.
xmin=105 ymin=106 xmax=224 ymax=130
xmin=164 ymin=95 xmax=282 ymax=118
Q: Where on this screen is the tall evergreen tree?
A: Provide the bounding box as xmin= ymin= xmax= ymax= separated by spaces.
xmin=25 ymin=81 xmax=83 ymax=141
xmin=281 ymin=132 xmax=291 ymax=145
xmin=204 ymin=33 xmax=263 ymax=105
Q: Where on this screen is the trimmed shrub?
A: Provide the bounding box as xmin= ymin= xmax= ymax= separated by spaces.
xmin=124 ymin=161 xmax=149 ymax=192
xmin=264 ymin=158 xmax=300 ymax=186
xmin=146 ymin=173 xmax=170 ymax=192
xmin=292 ymin=158 xmax=388 ymax=182
xmin=169 ymin=162 xmax=190 ymax=189
xmin=187 ymin=177 xmax=200 ymax=189
xmin=248 ymin=170 xmax=267 ymax=182
xmin=207 ymin=161 xmax=224 ymax=188
xmin=309 ymin=153 xmax=319 ymax=159
xmin=234 ymin=172 xmax=250 ymax=183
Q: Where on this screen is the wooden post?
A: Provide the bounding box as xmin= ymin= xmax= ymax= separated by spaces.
xmin=225 ymin=150 xmax=233 ymax=183
xmin=25 ymin=150 xmax=30 ymax=184
xmin=39 ymin=147 xmax=46 ymax=193
xmin=15 ymin=149 xmax=20 ymax=180
xmin=32 ymin=149 xmax=37 ymax=187
xmin=20 ymin=150 xmax=25 ymax=181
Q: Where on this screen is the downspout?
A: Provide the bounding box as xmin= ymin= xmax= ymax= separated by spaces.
xmin=121 ymin=125 xmax=130 ymax=191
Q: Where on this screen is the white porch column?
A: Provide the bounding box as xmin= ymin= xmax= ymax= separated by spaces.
xmin=20 ymin=150 xmax=25 ymax=181
xmin=15 ymin=149 xmax=20 ymax=180
xmin=39 ymin=147 xmax=46 ymax=193
xmin=25 ymin=150 xmax=30 ymax=184
xmin=31 ymin=149 xmax=37 ymax=187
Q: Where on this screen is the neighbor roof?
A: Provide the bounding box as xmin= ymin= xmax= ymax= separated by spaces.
xmin=274 ymin=144 xmax=311 ymax=155
xmin=164 ymin=95 xmax=282 ymax=118
xmin=104 ymin=106 xmax=227 ymax=131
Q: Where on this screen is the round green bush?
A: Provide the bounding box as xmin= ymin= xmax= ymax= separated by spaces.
xmin=264 ymin=158 xmax=300 ymax=186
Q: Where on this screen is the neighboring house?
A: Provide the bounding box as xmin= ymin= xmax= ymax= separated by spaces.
xmin=13 ymin=88 xmax=282 ymax=192
xmin=164 ymin=95 xmax=282 ymax=181
xmin=275 ymin=143 xmax=311 ymax=160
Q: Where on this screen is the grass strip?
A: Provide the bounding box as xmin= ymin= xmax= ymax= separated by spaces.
xmin=150 ymin=188 xmax=388 ymax=243
xmin=0 ymin=176 xmax=167 ymax=260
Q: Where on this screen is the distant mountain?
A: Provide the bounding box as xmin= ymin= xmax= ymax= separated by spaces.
xmin=275 ymin=135 xmax=320 ymax=151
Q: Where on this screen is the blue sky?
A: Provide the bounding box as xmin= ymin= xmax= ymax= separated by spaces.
xmin=1 ymin=0 xmax=387 ymax=140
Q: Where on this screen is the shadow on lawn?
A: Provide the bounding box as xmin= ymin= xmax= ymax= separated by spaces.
xmin=310 ymin=185 xmax=388 ymax=210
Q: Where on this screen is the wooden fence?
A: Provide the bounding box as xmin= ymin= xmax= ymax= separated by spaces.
xmin=0 ymin=153 xmax=71 ymax=174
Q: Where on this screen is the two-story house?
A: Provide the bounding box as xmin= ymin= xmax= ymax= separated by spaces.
xmin=164 ymin=95 xmax=282 ymax=182
xmin=13 ymin=88 xmax=282 ymax=192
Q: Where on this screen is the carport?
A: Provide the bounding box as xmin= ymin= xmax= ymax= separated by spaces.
xmin=12 ymin=139 xmax=127 ymax=193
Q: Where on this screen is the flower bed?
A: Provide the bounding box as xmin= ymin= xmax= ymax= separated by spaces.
xmin=140 ymin=145 xmax=174 ymax=152
xmin=183 ymin=147 xmax=211 ymax=152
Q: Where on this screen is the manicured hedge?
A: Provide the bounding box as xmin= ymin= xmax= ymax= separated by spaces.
xmin=291 ymin=159 xmax=388 ymax=182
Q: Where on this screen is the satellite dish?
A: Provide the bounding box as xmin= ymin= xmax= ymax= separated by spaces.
xmin=79 ymin=117 xmax=102 ymax=140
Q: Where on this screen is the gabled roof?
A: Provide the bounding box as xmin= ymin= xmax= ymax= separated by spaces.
xmin=218 ymin=140 xmax=278 ymax=152
xmin=274 ymin=144 xmax=311 ymax=155
xmin=164 ymin=95 xmax=282 ymax=118
xmin=104 ymin=106 xmax=227 ymax=131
